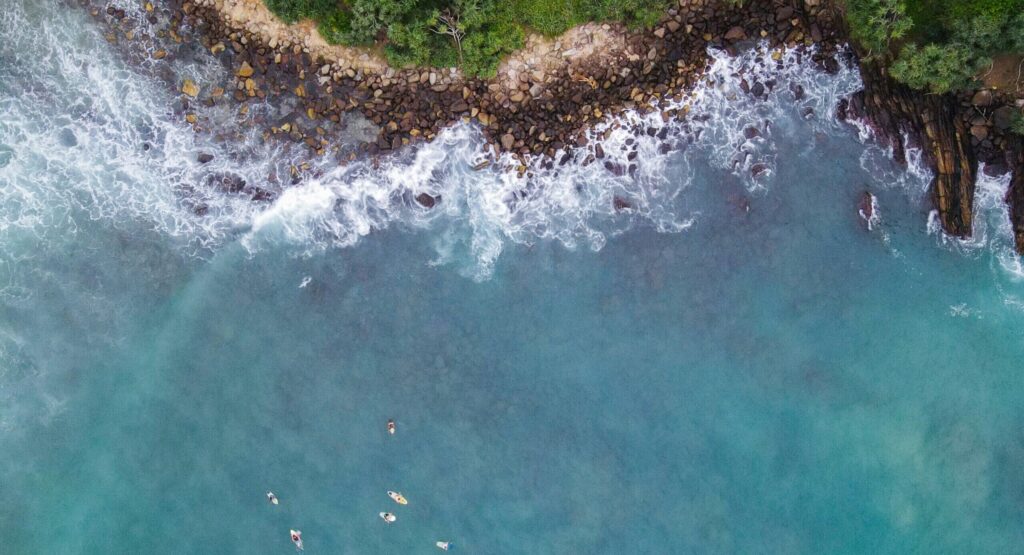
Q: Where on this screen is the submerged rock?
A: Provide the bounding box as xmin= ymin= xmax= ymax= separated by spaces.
xmin=415 ymin=192 xmax=439 ymax=208
xmin=858 ymin=191 xmax=877 ymax=231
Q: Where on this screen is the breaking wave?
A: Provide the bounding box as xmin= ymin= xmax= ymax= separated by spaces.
xmin=3 ymin=0 xmax=860 ymax=279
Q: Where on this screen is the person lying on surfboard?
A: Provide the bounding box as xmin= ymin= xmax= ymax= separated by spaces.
xmin=290 ymin=529 xmax=303 ymax=550
xmin=387 ymin=490 xmax=408 ymax=504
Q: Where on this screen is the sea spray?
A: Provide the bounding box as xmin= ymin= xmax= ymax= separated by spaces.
xmin=0 ymin=0 xmax=866 ymax=279
xmin=241 ymin=44 xmax=864 ymax=279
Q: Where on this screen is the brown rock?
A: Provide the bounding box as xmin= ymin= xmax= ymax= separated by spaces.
xmin=237 ymin=61 xmax=254 ymax=78
xmin=993 ymin=106 xmax=1016 ymax=131
xmin=500 ymin=133 xmax=515 ymax=150
xmin=725 ymin=26 xmax=746 ymax=41
xmin=971 ymin=89 xmax=994 ymax=107
xmin=181 ymin=79 xmax=199 ymax=97
xmin=415 ymin=193 xmax=438 ymax=208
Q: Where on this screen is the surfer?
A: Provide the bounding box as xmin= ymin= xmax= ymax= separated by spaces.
xmin=387 ymin=419 xmax=396 ymax=435
xmin=380 ymin=512 xmax=397 ymax=523
xmin=388 ymin=490 xmax=408 ymax=505
xmin=436 ymin=540 xmax=452 ymax=550
xmin=290 ymin=529 xmax=303 ymax=551
xmin=266 ymin=491 xmax=279 ymax=505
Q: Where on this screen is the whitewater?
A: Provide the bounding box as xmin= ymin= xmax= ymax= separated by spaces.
xmin=4 ymin=1 xmax=1024 ymax=553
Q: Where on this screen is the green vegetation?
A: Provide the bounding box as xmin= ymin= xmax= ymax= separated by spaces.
xmin=262 ymin=0 xmax=670 ymax=77
xmin=1012 ymin=110 xmax=1024 ymax=136
xmin=845 ymin=0 xmax=1024 ymax=93
xmin=888 ymin=42 xmax=974 ymax=93
xmin=846 ymin=0 xmax=911 ymax=56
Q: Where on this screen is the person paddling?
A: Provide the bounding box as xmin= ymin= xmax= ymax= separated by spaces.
xmin=266 ymin=491 xmax=279 ymax=505
xmin=290 ymin=529 xmax=303 ymax=551
xmin=387 ymin=419 xmax=396 ymax=435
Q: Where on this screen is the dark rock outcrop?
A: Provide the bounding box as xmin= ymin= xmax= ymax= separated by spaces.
xmin=1006 ymin=137 xmax=1024 ymax=253
xmin=844 ymin=62 xmax=977 ymax=238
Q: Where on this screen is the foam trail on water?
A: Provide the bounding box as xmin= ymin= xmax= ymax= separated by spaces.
xmin=1 ymin=0 xmax=862 ymax=281
xmin=0 ymin=0 xmax=337 ymax=254
xmin=241 ymin=44 xmax=863 ymax=278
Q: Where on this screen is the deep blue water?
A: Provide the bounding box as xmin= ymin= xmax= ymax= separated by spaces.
xmin=3 ymin=1 xmax=1024 ymax=553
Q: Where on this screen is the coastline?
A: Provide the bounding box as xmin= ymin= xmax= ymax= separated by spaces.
xmin=84 ymin=0 xmax=1024 ymax=252
xmin=172 ymin=0 xmax=847 ymax=158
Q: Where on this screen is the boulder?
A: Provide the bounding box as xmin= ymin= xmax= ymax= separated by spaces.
xmin=197 ymin=153 xmax=214 ymax=164
xmin=500 ymin=133 xmax=515 ymax=150
xmin=415 ymin=192 xmax=438 ymax=208
xmin=725 ymin=26 xmax=746 ymax=41
xmin=237 ymin=61 xmax=254 ymax=78
xmin=970 ymin=89 xmax=994 ymax=107
xmin=181 ymin=79 xmax=199 ymax=97
xmin=993 ymin=106 xmax=1017 ymax=131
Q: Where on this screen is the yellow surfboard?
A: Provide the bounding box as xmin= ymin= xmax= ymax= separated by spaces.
xmin=387 ymin=490 xmax=408 ymax=505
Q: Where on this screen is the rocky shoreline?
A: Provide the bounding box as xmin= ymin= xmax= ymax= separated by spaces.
xmin=174 ymin=0 xmax=845 ymax=159
xmin=83 ymin=0 xmax=1024 ymax=253
xmin=841 ymin=61 xmax=1024 ymax=249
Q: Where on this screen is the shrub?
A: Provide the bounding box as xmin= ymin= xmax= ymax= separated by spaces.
xmin=262 ymin=0 xmax=336 ymax=23
xmin=850 ymin=0 xmax=1024 ymax=93
xmin=263 ymin=0 xmax=671 ymax=76
xmin=462 ymin=20 xmax=525 ymax=77
xmin=318 ymin=10 xmax=353 ymax=45
xmin=347 ymin=0 xmax=418 ymax=44
xmin=847 ymin=0 xmax=913 ymax=54
xmin=890 ymin=42 xmax=982 ymax=93
xmin=1005 ymin=13 xmax=1024 ymax=52
xmin=1012 ymin=110 xmax=1024 ymax=136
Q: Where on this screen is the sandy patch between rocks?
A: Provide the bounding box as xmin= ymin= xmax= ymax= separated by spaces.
xmin=197 ymin=0 xmax=386 ymax=71
xmin=197 ymin=0 xmax=634 ymax=90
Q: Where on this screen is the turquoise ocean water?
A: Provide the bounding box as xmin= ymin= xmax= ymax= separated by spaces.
xmin=3 ymin=1 xmax=1024 ymax=553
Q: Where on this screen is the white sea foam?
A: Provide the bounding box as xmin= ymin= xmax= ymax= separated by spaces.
xmin=923 ymin=165 xmax=1010 ymax=253
xmin=234 ymin=44 xmax=863 ymax=278
xmin=1 ymin=0 xmax=863 ymax=281
xmin=920 ymin=165 xmax=1024 ymax=283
